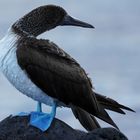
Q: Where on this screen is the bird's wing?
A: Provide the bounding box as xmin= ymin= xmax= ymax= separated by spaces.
xmin=16 ymin=37 xmax=99 ymax=113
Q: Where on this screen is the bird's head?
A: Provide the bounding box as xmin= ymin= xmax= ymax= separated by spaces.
xmin=13 ymin=5 xmax=94 ymax=36
xmin=42 ymin=5 xmax=94 ymax=29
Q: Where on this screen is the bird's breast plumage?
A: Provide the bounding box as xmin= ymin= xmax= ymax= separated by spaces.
xmin=0 ymin=29 xmax=55 ymax=106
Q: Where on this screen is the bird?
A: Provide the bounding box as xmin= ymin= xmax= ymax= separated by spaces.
xmin=0 ymin=5 xmax=134 ymax=131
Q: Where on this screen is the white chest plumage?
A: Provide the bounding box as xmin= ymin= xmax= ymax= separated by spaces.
xmin=0 ymin=29 xmax=55 ymax=106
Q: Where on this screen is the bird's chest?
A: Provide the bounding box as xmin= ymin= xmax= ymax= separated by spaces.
xmin=0 ymin=45 xmax=36 ymax=96
xmin=0 ymin=32 xmax=54 ymax=106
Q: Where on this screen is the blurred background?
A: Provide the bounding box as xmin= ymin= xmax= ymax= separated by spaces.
xmin=0 ymin=0 xmax=139 ymax=139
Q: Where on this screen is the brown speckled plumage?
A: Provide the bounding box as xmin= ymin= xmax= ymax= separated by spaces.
xmin=12 ymin=5 xmax=66 ymax=36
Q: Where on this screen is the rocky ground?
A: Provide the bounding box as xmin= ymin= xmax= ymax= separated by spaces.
xmin=0 ymin=116 xmax=128 ymax=140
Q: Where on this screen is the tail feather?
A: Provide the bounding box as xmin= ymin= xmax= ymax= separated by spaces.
xmin=94 ymin=105 xmax=119 ymax=129
xmin=71 ymin=91 xmax=134 ymax=131
xmin=95 ymin=93 xmax=135 ymax=113
xmin=100 ymin=104 xmax=126 ymax=114
xmin=71 ymin=106 xmax=100 ymax=131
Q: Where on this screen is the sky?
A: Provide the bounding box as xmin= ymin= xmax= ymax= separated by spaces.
xmin=0 ymin=1 xmax=139 ymax=139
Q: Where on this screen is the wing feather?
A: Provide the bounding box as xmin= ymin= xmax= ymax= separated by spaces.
xmin=16 ymin=37 xmax=99 ymax=112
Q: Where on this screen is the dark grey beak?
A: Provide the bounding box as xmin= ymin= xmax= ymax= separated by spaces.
xmin=60 ymin=15 xmax=94 ymax=29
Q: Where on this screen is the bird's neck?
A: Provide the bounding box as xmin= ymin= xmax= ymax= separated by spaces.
xmin=12 ymin=18 xmax=46 ymax=37
xmin=12 ymin=9 xmax=51 ymax=37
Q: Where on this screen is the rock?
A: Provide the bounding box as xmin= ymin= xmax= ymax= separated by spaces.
xmin=0 ymin=116 xmax=128 ymax=140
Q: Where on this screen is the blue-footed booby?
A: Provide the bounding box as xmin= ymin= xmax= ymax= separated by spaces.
xmin=0 ymin=5 xmax=134 ymax=131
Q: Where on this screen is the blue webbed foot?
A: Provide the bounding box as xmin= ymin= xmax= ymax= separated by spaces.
xmin=30 ymin=102 xmax=57 ymax=131
xmin=12 ymin=102 xmax=56 ymax=131
xmin=30 ymin=111 xmax=54 ymax=131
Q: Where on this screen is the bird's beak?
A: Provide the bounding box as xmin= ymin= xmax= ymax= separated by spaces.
xmin=60 ymin=15 xmax=94 ymax=29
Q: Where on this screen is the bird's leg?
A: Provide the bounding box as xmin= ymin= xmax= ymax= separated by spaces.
xmin=37 ymin=102 xmax=42 ymax=112
xmin=50 ymin=101 xmax=57 ymax=117
xmin=30 ymin=101 xmax=57 ymax=131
